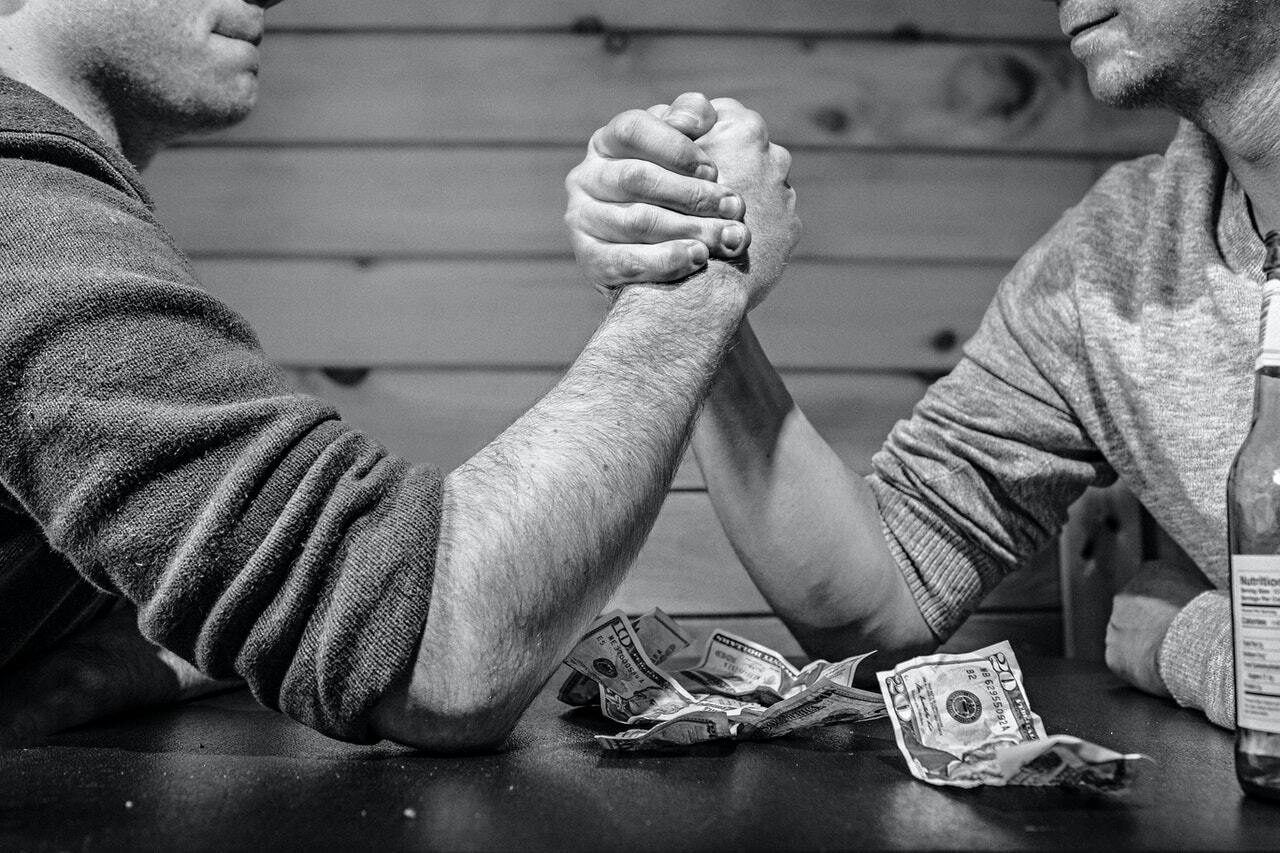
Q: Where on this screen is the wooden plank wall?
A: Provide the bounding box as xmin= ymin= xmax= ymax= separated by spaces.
xmin=144 ymin=1 xmax=1178 ymax=660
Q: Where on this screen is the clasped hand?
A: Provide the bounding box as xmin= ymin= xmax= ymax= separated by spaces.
xmin=0 ymin=602 xmax=237 ymax=747
xmin=565 ymin=92 xmax=801 ymax=308
xmin=1105 ymin=558 xmax=1212 ymax=697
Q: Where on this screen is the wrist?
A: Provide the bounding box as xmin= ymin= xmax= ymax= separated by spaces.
xmin=610 ymin=261 xmax=750 ymax=323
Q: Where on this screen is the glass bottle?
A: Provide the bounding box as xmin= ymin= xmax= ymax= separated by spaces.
xmin=1229 ymin=229 xmax=1280 ymax=800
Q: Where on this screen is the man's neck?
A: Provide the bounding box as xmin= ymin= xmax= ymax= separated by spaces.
xmin=0 ymin=64 xmax=163 ymax=170
xmin=1197 ymin=72 xmax=1280 ymax=238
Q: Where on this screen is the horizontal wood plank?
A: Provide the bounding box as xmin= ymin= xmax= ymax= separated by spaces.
xmin=605 ymin=492 xmax=1060 ymax=615
xmin=626 ymin=613 xmax=1060 ymax=666
xmin=147 ymin=148 xmax=1100 ymax=262
xmin=282 ymin=372 xmax=1061 ymax=643
xmin=553 ymin=609 xmax=1062 ymax=692
xmin=938 ymin=611 xmax=1063 ymax=659
xmin=283 ymin=367 xmax=929 ymax=488
xmin=160 ymin=0 xmax=1076 ymax=660
xmin=265 ymin=0 xmax=1064 ymax=40
xmin=198 ymin=258 xmax=1008 ymax=371
xmin=218 ymin=34 xmax=1176 ymax=156
xmin=612 ymin=492 xmax=768 ymax=614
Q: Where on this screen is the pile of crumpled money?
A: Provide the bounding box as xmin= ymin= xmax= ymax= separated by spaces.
xmin=560 ymin=610 xmax=1145 ymax=791
xmin=558 ymin=609 xmax=884 ymax=751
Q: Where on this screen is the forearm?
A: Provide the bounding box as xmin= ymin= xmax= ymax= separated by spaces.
xmin=371 ymin=270 xmax=747 ymax=750
xmin=691 ymin=321 xmax=936 ymax=666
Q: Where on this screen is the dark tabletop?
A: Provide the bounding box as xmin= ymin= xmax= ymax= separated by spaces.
xmin=2 ymin=657 xmax=1279 ymax=852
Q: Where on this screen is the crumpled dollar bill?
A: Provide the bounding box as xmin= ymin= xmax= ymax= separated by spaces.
xmin=560 ymin=609 xmax=886 ymax=751
xmin=877 ymin=641 xmax=1147 ymax=790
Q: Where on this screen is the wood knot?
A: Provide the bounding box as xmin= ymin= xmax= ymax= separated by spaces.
xmin=929 ymin=329 xmax=958 ymax=353
xmin=945 ymin=52 xmax=1041 ymax=123
xmin=570 ymin=16 xmax=605 ymax=35
xmin=603 ymin=31 xmax=630 ymax=54
xmin=812 ymin=106 xmax=850 ymax=135
xmin=321 ymin=367 xmax=371 ymax=387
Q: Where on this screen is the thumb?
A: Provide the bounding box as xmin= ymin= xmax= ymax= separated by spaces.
xmin=662 ymin=91 xmax=717 ymax=140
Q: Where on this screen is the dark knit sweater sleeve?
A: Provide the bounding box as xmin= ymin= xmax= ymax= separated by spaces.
xmin=0 ymin=155 xmax=443 ymax=742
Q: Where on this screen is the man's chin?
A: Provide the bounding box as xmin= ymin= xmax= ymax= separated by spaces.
xmin=1084 ymin=66 xmax=1168 ymax=111
xmin=177 ymin=92 xmax=258 ymax=136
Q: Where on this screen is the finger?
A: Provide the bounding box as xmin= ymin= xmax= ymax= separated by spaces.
xmin=663 ymin=92 xmax=717 ymax=140
xmin=708 ymin=96 xmax=749 ymax=117
xmin=572 ymin=235 xmax=710 ymax=286
xmin=770 ymin=142 xmax=794 ymax=185
xmin=591 ymin=109 xmax=718 ymax=180
xmin=574 ymin=201 xmax=751 ymax=256
xmin=702 ymin=97 xmax=771 ymax=148
xmin=582 ymin=158 xmax=744 ymax=219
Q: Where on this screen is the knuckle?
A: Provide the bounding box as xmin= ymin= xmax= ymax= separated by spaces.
xmin=672 ymin=147 xmax=705 ymax=177
xmin=691 ymin=185 xmax=720 ymax=215
xmin=774 ymin=143 xmax=793 ymax=171
xmin=744 ymin=113 xmax=769 ymax=142
xmin=564 ymin=164 xmax=586 ymax=193
xmin=563 ymin=199 xmax=596 ymax=231
xmin=587 ymin=126 xmax=610 ymax=155
xmin=663 ymin=243 xmax=694 ymax=274
xmin=606 ymin=250 xmax=646 ymax=281
xmin=625 ymin=206 xmax=663 ymax=239
xmin=607 ymin=109 xmax=649 ymax=146
xmin=616 ymin=161 xmax=654 ymax=197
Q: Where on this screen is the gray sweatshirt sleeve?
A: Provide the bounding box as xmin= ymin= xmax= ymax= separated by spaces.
xmin=1159 ymin=591 xmax=1234 ymax=728
xmin=0 ymin=157 xmax=442 ymax=743
xmin=866 ymin=209 xmax=1116 ymax=638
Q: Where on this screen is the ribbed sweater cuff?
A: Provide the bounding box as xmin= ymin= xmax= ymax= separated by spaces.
xmin=1158 ymin=590 xmax=1234 ymax=730
xmin=870 ymin=478 xmax=1000 ymax=640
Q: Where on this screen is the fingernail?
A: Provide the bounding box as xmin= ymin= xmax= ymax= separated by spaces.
xmin=722 ymin=224 xmax=747 ymax=252
xmin=718 ymin=195 xmax=743 ymax=219
xmin=667 ymin=110 xmax=698 ymax=129
xmin=686 ymin=241 xmax=709 ymax=266
xmin=694 ymin=163 xmax=717 ymax=181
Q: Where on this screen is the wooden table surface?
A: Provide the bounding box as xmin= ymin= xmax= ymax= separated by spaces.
xmin=3 ymin=657 xmax=1279 ymax=851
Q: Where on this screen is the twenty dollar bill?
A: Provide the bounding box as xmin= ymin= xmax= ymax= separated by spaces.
xmin=877 ymin=641 xmax=1144 ymax=789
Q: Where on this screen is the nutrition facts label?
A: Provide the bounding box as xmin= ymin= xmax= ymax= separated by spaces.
xmin=1233 ymin=554 xmax=1280 ymax=732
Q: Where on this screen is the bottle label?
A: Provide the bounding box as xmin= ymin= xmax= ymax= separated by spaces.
xmin=1233 ymin=554 xmax=1280 ymax=732
xmin=1258 ymin=280 xmax=1280 ymax=369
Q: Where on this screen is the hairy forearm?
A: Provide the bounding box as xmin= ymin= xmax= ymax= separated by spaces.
xmin=371 ymin=269 xmax=747 ymax=750
xmin=691 ymin=320 xmax=936 ymax=667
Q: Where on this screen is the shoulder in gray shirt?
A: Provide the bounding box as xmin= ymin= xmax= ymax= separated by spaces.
xmin=869 ymin=120 xmax=1258 ymax=728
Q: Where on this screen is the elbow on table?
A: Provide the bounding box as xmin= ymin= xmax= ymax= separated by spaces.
xmin=388 ymin=710 xmax=520 ymax=755
xmin=368 ymin=678 xmax=531 ymax=754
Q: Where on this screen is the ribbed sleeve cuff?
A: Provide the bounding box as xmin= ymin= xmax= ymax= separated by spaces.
xmin=869 ymin=476 xmax=1003 ymax=640
xmin=1157 ymin=590 xmax=1234 ymax=730
xmin=296 ymin=466 xmax=444 ymax=744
